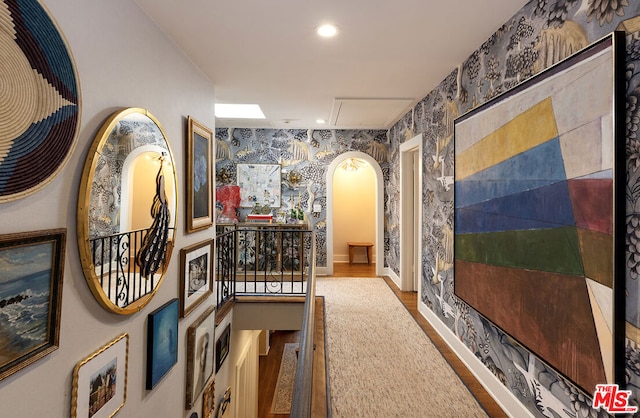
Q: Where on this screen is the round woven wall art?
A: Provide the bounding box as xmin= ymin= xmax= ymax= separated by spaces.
xmin=0 ymin=0 xmax=81 ymax=202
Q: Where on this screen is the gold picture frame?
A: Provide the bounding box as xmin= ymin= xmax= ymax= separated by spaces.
xmin=186 ymin=116 xmax=214 ymax=233
xmin=71 ymin=333 xmax=129 ymax=418
xmin=202 ymin=376 xmax=216 ymax=418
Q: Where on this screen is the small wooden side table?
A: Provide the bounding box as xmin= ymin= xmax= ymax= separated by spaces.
xmin=347 ymin=242 xmax=374 ymax=265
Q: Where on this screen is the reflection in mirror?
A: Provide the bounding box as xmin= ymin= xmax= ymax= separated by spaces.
xmin=78 ymin=108 xmax=177 ymax=314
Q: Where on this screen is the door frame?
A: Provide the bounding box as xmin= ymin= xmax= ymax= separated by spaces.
xmin=325 ymin=151 xmax=384 ymax=276
xmin=400 ymin=134 xmax=423 ymax=292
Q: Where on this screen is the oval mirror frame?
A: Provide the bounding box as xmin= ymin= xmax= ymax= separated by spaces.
xmin=77 ymin=108 xmax=178 ymax=314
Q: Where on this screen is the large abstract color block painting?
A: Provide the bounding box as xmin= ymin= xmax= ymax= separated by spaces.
xmin=454 ymin=35 xmax=619 ymax=395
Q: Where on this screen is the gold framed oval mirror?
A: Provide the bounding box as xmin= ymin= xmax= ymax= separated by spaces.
xmin=77 ymin=108 xmax=178 ymax=314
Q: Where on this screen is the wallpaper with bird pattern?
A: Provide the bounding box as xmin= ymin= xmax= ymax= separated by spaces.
xmin=388 ymin=1 xmax=640 ymax=417
xmin=215 ymin=0 xmax=640 ymax=416
xmin=214 ymin=128 xmax=389 ymax=269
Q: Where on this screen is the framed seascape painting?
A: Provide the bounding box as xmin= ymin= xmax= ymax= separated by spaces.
xmin=146 ymin=298 xmax=179 ymax=390
xmin=453 ymin=32 xmax=625 ymax=396
xmin=71 ymin=333 xmax=129 ymax=418
xmin=215 ymin=323 xmax=231 ymax=373
xmin=186 ymin=116 xmax=214 ymax=233
xmin=180 ymin=239 xmax=214 ymax=318
xmin=236 ymin=163 xmax=281 ymax=208
xmin=185 ymin=306 xmax=215 ymax=409
xmin=0 ymin=229 xmax=66 ymax=381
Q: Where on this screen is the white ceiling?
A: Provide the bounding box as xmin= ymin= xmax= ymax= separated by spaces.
xmin=134 ymin=0 xmax=527 ymax=130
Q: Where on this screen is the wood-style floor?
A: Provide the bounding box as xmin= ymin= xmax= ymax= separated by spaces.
xmin=258 ymin=297 xmax=327 ymax=418
xmin=258 ymin=329 xmax=302 ymax=418
xmin=257 ymin=263 xmax=508 ymax=417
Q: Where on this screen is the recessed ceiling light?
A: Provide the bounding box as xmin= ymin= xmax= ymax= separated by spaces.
xmin=316 ymin=24 xmax=338 ymax=38
xmin=316 ymin=119 xmax=326 ymax=124
xmin=215 ymin=104 xmax=265 ymax=119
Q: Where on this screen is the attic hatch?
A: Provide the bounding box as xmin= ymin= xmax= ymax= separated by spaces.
xmin=330 ymin=98 xmax=414 ymax=128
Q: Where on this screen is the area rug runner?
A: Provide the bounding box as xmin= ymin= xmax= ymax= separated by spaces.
xmin=316 ymin=277 xmax=488 ymax=417
xmin=270 ymin=343 xmax=298 ymax=414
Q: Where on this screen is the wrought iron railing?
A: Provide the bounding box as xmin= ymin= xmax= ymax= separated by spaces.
xmin=89 ymin=227 xmax=173 ymax=308
xmin=214 ymin=225 xmax=320 ymax=416
xmin=221 ymin=225 xmax=313 ymax=296
xmin=214 ymin=229 xmax=236 ymax=308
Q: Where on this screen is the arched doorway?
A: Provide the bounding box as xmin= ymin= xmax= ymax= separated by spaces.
xmin=326 ymin=151 xmax=384 ymax=276
xmin=120 ymin=144 xmax=176 ymax=232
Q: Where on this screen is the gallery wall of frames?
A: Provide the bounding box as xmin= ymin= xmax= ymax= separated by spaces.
xmin=0 ymin=0 xmax=232 ymax=417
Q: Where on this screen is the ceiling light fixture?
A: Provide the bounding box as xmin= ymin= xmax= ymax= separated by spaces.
xmin=316 ymin=119 xmax=326 ymax=124
xmin=215 ymin=103 xmax=265 ymax=119
xmin=340 ymin=158 xmax=367 ymax=172
xmin=316 ymin=24 xmax=338 ymax=38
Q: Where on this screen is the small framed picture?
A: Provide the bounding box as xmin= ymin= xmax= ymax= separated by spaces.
xmin=185 ymin=305 xmax=216 ymax=409
xmin=217 ymin=387 xmax=231 ymax=418
xmin=186 ymin=116 xmax=214 ymax=233
xmin=71 ymin=333 xmax=129 ymax=418
xmin=146 ymin=298 xmax=179 ymax=389
xmin=0 ymin=228 xmax=66 ymax=381
xmin=215 ymin=323 xmax=231 ymax=373
xmin=202 ymin=378 xmax=216 ymax=418
xmin=180 ymin=239 xmax=214 ymax=318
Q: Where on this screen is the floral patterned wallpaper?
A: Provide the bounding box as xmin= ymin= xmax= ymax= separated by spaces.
xmin=386 ymin=0 xmax=640 ymax=417
xmin=214 ymin=128 xmax=389 ymax=267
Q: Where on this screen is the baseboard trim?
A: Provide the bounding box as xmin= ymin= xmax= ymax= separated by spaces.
xmin=385 ymin=267 xmax=401 ymax=288
xmin=417 ymin=302 xmax=533 ymax=418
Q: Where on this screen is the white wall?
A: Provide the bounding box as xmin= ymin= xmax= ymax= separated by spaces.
xmin=0 ymin=0 xmax=219 ymax=417
xmin=332 ymin=165 xmax=376 ymax=263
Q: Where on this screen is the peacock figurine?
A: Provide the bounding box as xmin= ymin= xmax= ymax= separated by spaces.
xmin=136 ymin=156 xmax=171 ymax=279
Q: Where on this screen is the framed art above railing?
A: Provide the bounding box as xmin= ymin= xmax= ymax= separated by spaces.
xmin=237 ymin=163 xmax=281 ymax=208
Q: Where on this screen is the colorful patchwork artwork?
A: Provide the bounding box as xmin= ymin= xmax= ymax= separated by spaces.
xmin=454 ymin=35 xmax=619 ymax=395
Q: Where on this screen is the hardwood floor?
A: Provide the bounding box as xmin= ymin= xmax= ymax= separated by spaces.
xmin=257 ymin=263 xmax=508 ymax=417
xmin=258 ymin=329 xmax=301 ymax=418
xmin=331 ymin=261 xmax=378 ymax=277
xmin=258 ymin=297 xmax=327 ymax=418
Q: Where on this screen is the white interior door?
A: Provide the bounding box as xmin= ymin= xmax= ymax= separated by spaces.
xmin=413 ymin=150 xmax=421 ymax=291
xmin=400 ymin=134 xmax=423 ymax=292
xmin=234 ymin=333 xmax=258 ymax=418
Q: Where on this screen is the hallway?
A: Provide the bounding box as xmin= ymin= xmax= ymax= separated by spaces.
xmin=257 ymin=263 xmax=507 ymax=417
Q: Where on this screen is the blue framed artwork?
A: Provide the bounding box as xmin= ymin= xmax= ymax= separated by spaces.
xmin=454 ymin=32 xmax=625 ymax=396
xmin=146 ymin=298 xmax=179 ymax=389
